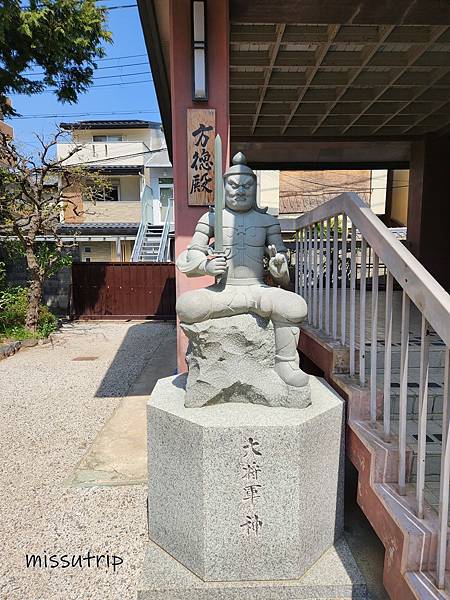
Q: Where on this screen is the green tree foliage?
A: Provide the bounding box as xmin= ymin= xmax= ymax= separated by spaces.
xmin=0 ymin=0 xmax=111 ymax=115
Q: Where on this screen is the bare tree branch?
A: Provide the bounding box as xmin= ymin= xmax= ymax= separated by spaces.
xmin=0 ymin=128 xmax=110 ymax=329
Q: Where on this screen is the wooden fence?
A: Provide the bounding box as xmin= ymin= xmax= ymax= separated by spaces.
xmin=71 ymin=262 xmax=176 ymax=319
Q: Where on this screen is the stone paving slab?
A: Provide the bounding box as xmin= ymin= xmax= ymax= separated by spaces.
xmin=67 ymin=395 xmax=148 ymax=487
xmin=137 ymin=538 xmax=367 ymax=600
xmin=67 ymin=325 xmax=176 ymax=488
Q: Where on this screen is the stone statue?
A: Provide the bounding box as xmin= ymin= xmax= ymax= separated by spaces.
xmin=176 ymin=152 xmax=310 ymax=407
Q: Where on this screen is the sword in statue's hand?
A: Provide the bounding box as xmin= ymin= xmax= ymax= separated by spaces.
xmin=208 ymin=134 xmax=230 ymax=283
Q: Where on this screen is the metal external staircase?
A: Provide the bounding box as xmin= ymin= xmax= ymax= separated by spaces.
xmin=138 ymin=224 xmax=165 ymax=261
xmin=131 ymin=185 xmax=173 ymax=262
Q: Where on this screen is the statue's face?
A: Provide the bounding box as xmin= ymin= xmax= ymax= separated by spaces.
xmin=224 ymin=174 xmax=256 ymax=212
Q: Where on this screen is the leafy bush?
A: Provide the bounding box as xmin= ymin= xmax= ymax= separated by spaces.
xmin=0 ymin=286 xmax=28 ymax=329
xmin=0 ymin=286 xmax=57 ymax=342
xmin=0 ymin=260 xmax=6 ymax=290
xmin=37 ymin=305 xmax=58 ymax=338
xmin=1 ymin=325 xmax=34 ymax=341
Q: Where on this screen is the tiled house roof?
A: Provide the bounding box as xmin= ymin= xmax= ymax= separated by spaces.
xmin=60 ymin=120 xmax=162 ymax=130
xmin=279 ymin=170 xmax=372 ymax=214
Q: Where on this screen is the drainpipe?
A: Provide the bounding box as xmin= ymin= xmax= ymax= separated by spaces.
xmin=115 ymin=237 xmax=122 ymax=261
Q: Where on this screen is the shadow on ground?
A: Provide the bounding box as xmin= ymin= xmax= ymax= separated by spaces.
xmin=95 ymin=321 xmax=177 ymax=398
xmin=68 ymin=321 xmax=177 ymax=487
xmin=344 ymin=458 xmax=388 ymax=600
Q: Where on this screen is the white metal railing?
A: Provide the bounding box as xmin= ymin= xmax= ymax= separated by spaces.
xmin=131 ymin=184 xmax=154 ymax=262
xmin=281 ymin=191 xmax=450 ymax=589
xmin=156 ymin=198 xmax=173 ymax=262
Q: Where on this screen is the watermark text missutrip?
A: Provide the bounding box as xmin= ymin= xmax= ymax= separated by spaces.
xmin=25 ymin=552 xmax=123 ymax=573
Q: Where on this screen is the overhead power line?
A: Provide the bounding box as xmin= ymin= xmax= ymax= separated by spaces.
xmin=23 ymin=61 xmax=149 ymax=77
xmin=280 ymin=184 xmax=409 ymax=197
xmin=60 ymin=148 xmax=168 ymax=166
xmin=21 ymin=2 xmax=137 ymax=8
xmin=93 ymin=53 xmax=147 ymax=62
xmin=38 ymin=78 xmax=153 ymax=92
xmin=10 ymin=109 xmax=160 ymax=120
xmin=78 ymin=78 xmax=152 ymax=88
xmin=281 ymin=172 xmax=389 ymax=189
xmin=75 ymin=78 xmax=152 ymax=89
xmin=81 ymin=70 xmax=150 ymax=81
xmin=282 ymin=171 xmax=389 ymax=184
xmin=97 ymin=3 xmax=137 ymax=9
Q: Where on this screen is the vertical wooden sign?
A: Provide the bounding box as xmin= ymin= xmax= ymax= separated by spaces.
xmin=187 ymin=108 xmax=215 ymax=206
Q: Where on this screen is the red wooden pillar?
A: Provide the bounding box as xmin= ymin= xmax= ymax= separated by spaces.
xmin=169 ymin=0 xmax=230 ymax=369
xmin=407 ymin=136 xmax=450 ymax=292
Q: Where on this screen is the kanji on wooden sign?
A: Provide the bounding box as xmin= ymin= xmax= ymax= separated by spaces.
xmin=187 ymin=108 xmax=215 ymax=206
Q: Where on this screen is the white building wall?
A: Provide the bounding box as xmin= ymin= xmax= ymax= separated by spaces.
xmin=70 ymin=128 xmax=152 ymax=145
xmin=370 ymin=170 xmax=388 ymax=215
xmin=148 ymin=167 xmax=174 ymax=225
xmin=57 ymin=126 xmax=167 ymax=167
xmin=148 ymin=167 xmax=173 ymax=194
xmin=256 ymin=170 xmax=280 ymax=216
xmin=57 ymin=123 xmax=173 ymax=227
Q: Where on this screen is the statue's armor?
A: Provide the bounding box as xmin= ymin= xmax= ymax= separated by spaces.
xmin=177 ymin=208 xmax=287 ymax=284
xmin=175 ymin=150 xmax=309 ymax=391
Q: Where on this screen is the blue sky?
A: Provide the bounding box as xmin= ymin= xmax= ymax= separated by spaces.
xmin=7 ymin=2 xmax=161 ymax=151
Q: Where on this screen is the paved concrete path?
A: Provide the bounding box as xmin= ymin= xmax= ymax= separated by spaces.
xmin=0 ymin=321 xmax=176 ymax=600
xmin=68 ymin=322 xmax=176 ymax=487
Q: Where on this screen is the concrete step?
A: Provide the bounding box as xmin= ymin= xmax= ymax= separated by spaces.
xmin=138 ymin=255 xmax=158 ymax=261
xmin=388 ymin=391 xmax=444 ymax=420
xmin=365 ymin=345 xmax=446 ymax=369
xmin=391 ymin=418 xmax=443 ymax=481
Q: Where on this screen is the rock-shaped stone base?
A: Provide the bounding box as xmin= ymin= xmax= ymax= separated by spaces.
xmin=181 ymin=314 xmax=310 ymax=409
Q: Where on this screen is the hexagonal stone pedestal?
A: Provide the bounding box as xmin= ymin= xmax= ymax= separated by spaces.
xmin=146 ymin=374 xmax=345 ymax=583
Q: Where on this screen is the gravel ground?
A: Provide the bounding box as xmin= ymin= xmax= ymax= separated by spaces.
xmin=0 ymin=321 xmax=175 ymax=600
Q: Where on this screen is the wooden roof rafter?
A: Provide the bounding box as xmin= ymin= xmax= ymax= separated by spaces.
xmin=402 ymin=98 xmax=450 ymax=134
xmin=251 ymin=24 xmax=286 ymax=134
xmin=281 ymin=24 xmax=341 ymax=135
xmin=341 ymin=24 xmax=449 ymax=133
xmin=372 ymin=62 xmax=450 ymax=133
xmin=309 ymin=25 xmax=396 ymax=135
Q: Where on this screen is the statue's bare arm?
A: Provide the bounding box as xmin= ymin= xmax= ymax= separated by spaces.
xmin=266 ymin=222 xmax=290 ymax=287
xmin=176 ymin=213 xmax=227 ymax=277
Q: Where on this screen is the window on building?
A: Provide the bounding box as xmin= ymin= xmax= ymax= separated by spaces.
xmin=93 ymin=134 xmax=124 ymax=142
xmin=105 ymin=184 xmax=120 ymax=202
xmin=158 ymin=177 xmax=173 ymax=185
xmin=83 ymin=179 xmax=121 ymax=203
xmin=84 ymin=247 xmax=91 ymax=253
xmin=99 ymin=179 xmax=120 ymax=202
xmin=159 ymin=183 xmax=174 ymax=222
